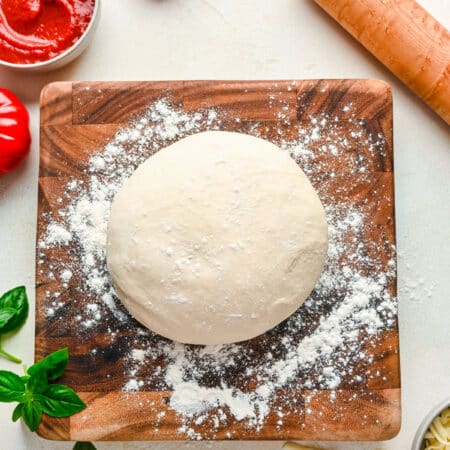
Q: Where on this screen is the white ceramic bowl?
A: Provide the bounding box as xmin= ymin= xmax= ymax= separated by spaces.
xmin=412 ymin=397 xmax=450 ymax=450
xmin=0 ymin=0 xmax=100 ymax=72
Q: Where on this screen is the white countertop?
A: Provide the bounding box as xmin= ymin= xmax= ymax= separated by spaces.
xmin=0 ymin=1 xmax=449 ymax=449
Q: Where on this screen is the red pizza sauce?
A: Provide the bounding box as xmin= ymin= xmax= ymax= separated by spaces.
xmin=0 ymin=0 xmax=95 ymax=64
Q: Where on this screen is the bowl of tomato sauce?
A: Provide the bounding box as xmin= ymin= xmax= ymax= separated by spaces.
xmin=0 ymin=0 xmax=100 ymax=71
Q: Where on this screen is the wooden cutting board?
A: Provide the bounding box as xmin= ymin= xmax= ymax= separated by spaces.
xmin=36 ymin=80 xmax=400 ymax=441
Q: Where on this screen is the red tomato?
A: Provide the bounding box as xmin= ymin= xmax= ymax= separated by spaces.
xmin=0 ymin=88 xmax=31 ymax=175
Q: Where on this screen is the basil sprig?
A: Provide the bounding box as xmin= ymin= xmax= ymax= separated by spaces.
xmin=0 ymin=348 xmax=86 ymax=431
xmin=0 ymin=286 xmax=29 ymax=363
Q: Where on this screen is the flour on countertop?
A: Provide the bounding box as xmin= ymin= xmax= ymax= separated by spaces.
xmin=38 ymin=95 xmax=397 ymax=438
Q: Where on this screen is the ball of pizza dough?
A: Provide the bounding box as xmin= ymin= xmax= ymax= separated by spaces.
xmin=107 ymin=131 xmax=328 ymax=345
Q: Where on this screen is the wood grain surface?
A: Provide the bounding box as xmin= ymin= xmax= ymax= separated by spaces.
xmin=36 ymin=80 xmax=399 ymax=441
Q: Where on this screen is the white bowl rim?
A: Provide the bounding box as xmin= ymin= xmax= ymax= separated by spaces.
xmin=0 ymin=0 xmax=100 ymax=69
xmin=412 ymin=397 xmax=450 ymax=450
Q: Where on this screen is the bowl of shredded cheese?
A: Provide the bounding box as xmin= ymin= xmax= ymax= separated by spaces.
xmin=413 ymin=398 xmax=450 ymax=450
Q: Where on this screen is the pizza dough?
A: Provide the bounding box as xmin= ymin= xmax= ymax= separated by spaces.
xmin=107 ymin=131 xmax=328 ymax=345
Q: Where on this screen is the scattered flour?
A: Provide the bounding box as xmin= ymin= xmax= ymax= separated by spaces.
xmin=43 ymin=223 xmax=72 ymax=245
xmin=38 ymin=95 xmax=397 ymax=438
xmin=60 ymin=269 xmax=73 ymax=283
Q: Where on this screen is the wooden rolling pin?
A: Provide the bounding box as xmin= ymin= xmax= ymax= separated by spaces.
xmin=313 ymin=0 xmax=450 ymax=124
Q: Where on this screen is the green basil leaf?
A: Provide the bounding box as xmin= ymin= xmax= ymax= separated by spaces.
xmin=12 ymin=403 xmax=23 ymax=422
xmin=40 ymin=384 xmax=86 ymax=418
xmin=27 ymin=348 xmax=69 ymax=381
xmin=0 ymin=370 xmax=25 ymax=402
xmin=22 ymin=400 xmax=42 ymax=432
xmin=0 ymin=307 xmax=16 ymax=329
xmin=0 ymin=286 xmax=29 ymax=334
xmin=26 ymin=367 xmax=48 ymax=394
xmin=73 ymin=442 xmax=97 ymax=450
